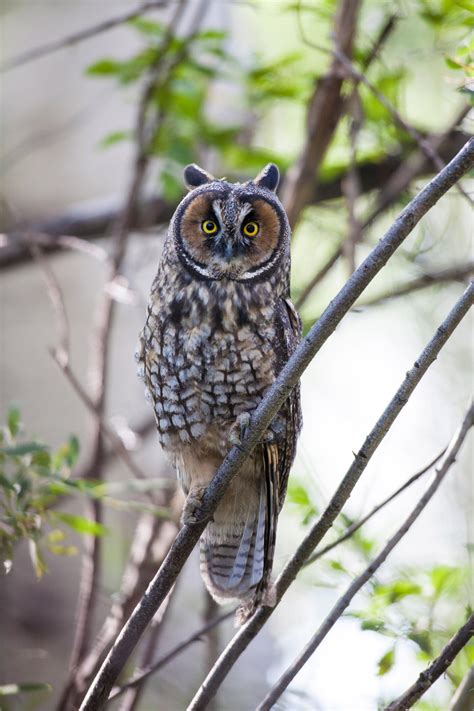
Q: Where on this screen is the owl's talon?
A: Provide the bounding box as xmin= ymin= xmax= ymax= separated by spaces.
xmin=228 ymin=412 xmax=252 ymax=448
xmin=182 ymin=488 xmax=207 ymax=525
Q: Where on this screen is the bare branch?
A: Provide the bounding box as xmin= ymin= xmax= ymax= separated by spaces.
xmin=257 ymin=402 xmax=474 ymax=710
xmin=294 ymin=243 xmax=343 ymax=310
xmin=26 ymin=241 xmax=70 ymax=366
xmin=58 ymin=2 xmax=196 ymax=706
xmin=304 ymin=447 xmax=447 ymax=567
xmin=108 ymin=610 xmax=235 ymax=702
xmin=50 ymin=353 xmax=151 ymax=484
xmin=1 ymin=1 xmax=170 ymax=72
xmin=282 ymin=0 xmax=362 ymax=226
xmin=80 ymin=138 xmax=474 ymax=711
xmin=386 ymin=614 xmax=474 ymax=711
xmin=449 ymin=665 xmax=474 ymax=711
xmin=332 ymin=47 xmax=473 ymax=208
xmin=358 ymin=262 xmax=474 ymax=307
xmin=186 ymin=280 xmax=474 ymax=711
xmin=1 ymin=128 xmax=468 ymax=269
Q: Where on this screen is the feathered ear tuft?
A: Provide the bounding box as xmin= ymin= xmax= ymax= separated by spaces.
xmin=184 ymin=164 xmax=216 ymax=191
xmin=254 ymin=163 xmax=280 ymax=192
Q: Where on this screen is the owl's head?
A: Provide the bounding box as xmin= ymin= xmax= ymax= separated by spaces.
xmin=169 ymin=163 xmax=290 ymax=283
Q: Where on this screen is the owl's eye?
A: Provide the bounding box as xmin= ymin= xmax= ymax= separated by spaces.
xmin=242 ymin=221 xmax=259 ymax=238
xmin=201 ymin=219 xmax=219 ymax=235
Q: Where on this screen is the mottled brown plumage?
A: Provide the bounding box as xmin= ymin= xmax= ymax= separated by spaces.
xmin=136 ymin=163 xmax=301 ymax=622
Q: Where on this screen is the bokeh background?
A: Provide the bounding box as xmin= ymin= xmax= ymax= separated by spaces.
xmin=0 ymin=1 xmax=473 ymax=710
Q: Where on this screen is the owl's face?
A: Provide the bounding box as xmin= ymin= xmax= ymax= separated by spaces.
xmin=170 ymin=163 xmax=290 ymax=283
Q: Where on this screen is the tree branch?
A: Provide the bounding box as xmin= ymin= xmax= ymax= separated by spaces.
xmin=282 ymin=0 xmax=362 ymax=226
xmin=107 ymin=610 xmax=235 ymax=703
xmin=1 ymin=128 xmax=468 ymax=269
xmin=186 ymin=280 xmax=474 ymax=711
xmin=358 ymin=262 xmax=474 ymax=308
xmin=0 ymin=1 xmax=170 ymax=72
xmin=304 ymin=447 xmax=447 ymax=567
xmin=57 ymin=3 xmax=193 ymax=707
xmin=79 ymin=138 xmax=474 ymax=711
xmin=257 ymin=402 xmax=474 ymax=710
xmin=386 ymin=613 xmax=474 ymax=710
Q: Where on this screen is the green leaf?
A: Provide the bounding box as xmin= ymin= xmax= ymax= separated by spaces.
xmin=7 ymin=407 xmax=21 ymax=437
xmin=128 ymin=17 xmax=164 ymax=36
xmin=377 ymin=646 xmax=395 ymax=676
xmin=1 ymin=442 xmax=48 ymax=456
xmin=53 ymin=512 xmax=108 ymax=536
xmin=100 ymin=130 xmax=131 ymax=148
xmin=445 ymin=56 xmax=463 ymax=69
xmin=0 ymin=682 xmax=52 ymax=696
xmin=28 ymin=540 xmax=48 ymax=579
xmin=86 ymin=58 xmax=122 ymax=76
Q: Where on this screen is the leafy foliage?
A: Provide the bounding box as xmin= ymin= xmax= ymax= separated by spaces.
xmin=0 ymin=409 xmax=105 ymax=577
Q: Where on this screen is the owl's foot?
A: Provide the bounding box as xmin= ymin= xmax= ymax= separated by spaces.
xmin=181 ymin=487 xmax=207 ymax=525
xmin=228 ymin=412 xmax=275 ymax=450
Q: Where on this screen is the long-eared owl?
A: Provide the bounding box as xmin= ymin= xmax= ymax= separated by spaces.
xmin=136 ymin=163 xmax=302 ymax=621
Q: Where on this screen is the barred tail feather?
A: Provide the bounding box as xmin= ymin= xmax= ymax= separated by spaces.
xmin=200 ymin=475 xmax=268 ymax=606
xmin=200 ymin=447 xmax=279 ymax=625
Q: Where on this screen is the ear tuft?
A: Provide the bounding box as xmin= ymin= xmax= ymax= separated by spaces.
xmin=254 ymin=163 xmax=280 ymax=192
xmin=184 ymin=164 xmax=215 ymax=191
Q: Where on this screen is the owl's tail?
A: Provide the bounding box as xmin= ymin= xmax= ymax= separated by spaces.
xmin=199 ymin=453 xmax=278 ymax=622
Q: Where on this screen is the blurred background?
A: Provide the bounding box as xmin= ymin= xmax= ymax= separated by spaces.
xmin=0 ymin=1 xmax=473 ymax=709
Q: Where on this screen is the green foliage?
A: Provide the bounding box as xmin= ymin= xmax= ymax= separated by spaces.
xmin=350 ymin=564 xmax=473 ymax=696
xmin=0 ymin=408 xmax=101 ymax=577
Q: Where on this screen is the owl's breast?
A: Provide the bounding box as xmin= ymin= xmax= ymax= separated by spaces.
xmin=138 ymin=298 xmax=277 ymax=455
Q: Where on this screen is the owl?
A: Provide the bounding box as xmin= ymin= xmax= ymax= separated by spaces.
xmin=136 ymin=163 xmax=301 ymax=622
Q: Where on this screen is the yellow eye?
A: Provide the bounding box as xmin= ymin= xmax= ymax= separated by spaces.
xmin=242 ymin=221 xmax=259 ymax=237
xmin=201 ymin=219 xmax=218 ymax=235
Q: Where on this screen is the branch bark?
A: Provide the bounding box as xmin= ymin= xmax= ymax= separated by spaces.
xmin=282 ymin=0 xmax=362 ymax=226
xmin=1 ymin=128 xmax=468 ymax=269
xmin=0 ymin=1 xmax=170 ymax=72
xmin=186 ymin=279 xmax=474 ymax=711
xmin=386 ymin=614 xmax=474 ymax=710
xmin=79 ymin=137 xmax=474 ymax=711
xmin=257 ymin=402 xmax=474 ymax=710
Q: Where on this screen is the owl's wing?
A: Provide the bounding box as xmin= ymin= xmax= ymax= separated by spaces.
xmin=250 ymin=298 xmax=301 ymax=610
xmin=271 ymin=296 xmax=302 ymax=510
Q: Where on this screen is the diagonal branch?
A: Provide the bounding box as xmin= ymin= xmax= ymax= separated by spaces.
xmin=108 ymin=610 xmax=235 ymax=703
xmin=304 ymin=447 xmax=446 ymax=567
xmin=186 ymin=280 xmax=474 ymax=711
xmin=257 ymin=402 xmax=474 ymax=710
xmin=385 ymin=612 xmax=474 ymax=710
xmin=80 ymin=138 xmax=474 ymax=711
xmin=358 ymin=262 xmax=474 ymax=308
xmin=1 ymin=127 xmax=468 ymax=269
xmin=0 ymin=1 xmax=170 ymax=72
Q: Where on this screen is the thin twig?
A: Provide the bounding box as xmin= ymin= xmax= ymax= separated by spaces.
xmin=80 ymin=137 xmax=474 ymax=711
xmin=386 ymin=614 xmax=474 ymax=710
xmin=304 ymin=447 xmax=447 ymax=567
xmin=117 ymin=587 xmax=175 ymax=711
xmin=362 ymin=105 xmax=472 ymax=230
xmin=57 ymin=3 xmax=191 ymax=707
xmin=70 ymin=511 xmax=178 ymax=701
xmin=108 ymin=610 xmax=235 ymax=702
xmin=294 ymin=243 xmax=343 ymax=311
xmin=332 ymin=46 xmax=473 ymax=208
xmin=26 ymin=242 xmax=70 ymax=366
xmin=358 ymin=262 xmax=474 ymax=307
xmin=449 ymin=664 xmax=474 ymax=711
xmin=257 ymin=403 xmax=474 ymax=710
xmin=2 ymin=127 xmax=468 ymax=269
xmin=186 ymin=280 xmax=474 ymax=711
xmin=50 ymin=352 xmax=150 ymax=484
xmin=1 ymin=1 xmax=170 ymax=72
xmin=282 ymin=0 xmax=362 ymax=226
